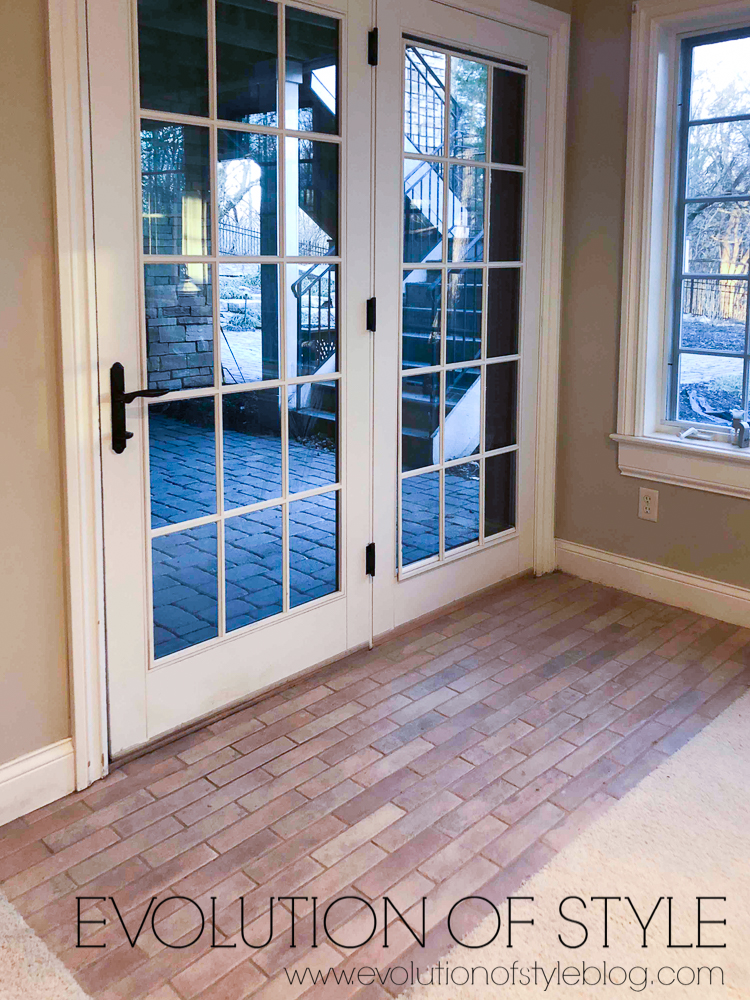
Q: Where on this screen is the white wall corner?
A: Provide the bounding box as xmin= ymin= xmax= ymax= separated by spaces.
xmin=0 ymin=740 xmax=76 ymax=828
xmin=556 ymin=538 xmax=750 ymax=627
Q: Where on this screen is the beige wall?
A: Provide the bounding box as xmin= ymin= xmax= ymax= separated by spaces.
xmin=556 ymin=0 xmax=750 ymax=589
xmin=0 ymin=0 xmax=70 ymax=765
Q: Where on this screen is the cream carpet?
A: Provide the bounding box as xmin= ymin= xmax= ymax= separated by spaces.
xmin=401 ymin=691 xmax=750 ymax=999
xmin=0 ymin=890 xmax=90 ymax=999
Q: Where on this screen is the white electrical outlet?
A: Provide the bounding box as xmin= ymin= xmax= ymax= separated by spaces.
xmin=638 ymin=487 xmax=659 ymax=522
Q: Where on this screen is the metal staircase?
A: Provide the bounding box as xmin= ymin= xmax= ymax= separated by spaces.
xmin=285 ymin=46 xmax=485 ymax=461
xmin=402 ymin=47 xmax=484 ymax=468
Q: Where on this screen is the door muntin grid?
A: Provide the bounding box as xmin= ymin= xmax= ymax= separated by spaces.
xmin=398 ymin=39 xmax=526 ymax=575
xmin=136 ymin=0 xmax=344 ymax=661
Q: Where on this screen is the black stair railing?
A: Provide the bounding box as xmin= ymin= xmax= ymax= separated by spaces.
xmin=446 ymin=265 xmax=482 ymax=363
xmin=290 ymin=254 xmax=337 ymax=378
xmin=404 ymin=47 xmax=448 ymax=156
xmin=404 ymin=47 xmax=470 ymax=160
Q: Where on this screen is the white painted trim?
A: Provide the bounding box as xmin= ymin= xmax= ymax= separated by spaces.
xmin=557 ymin=538 xmax=750 ymax=627
xmin=612 ymin=432 xmax=750 ymax=499
xmin=433 ymin=0 xmax=569 ymax=34
xmin=48 ymin=0 xmax=108 ymax=788
xmin=533 ymin=10 xmax=568 ymax=575
xmin=0 ymin=741 xmax=76 ymax=827
xmin=617 ymin=0 xmax=750 ymax=472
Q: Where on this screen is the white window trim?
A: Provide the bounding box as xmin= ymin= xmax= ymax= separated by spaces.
xmin=616 ymin=0 xmax=750 ymax=498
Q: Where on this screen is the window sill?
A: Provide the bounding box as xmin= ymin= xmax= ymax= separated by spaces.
xmin=611 ymin=432 xmax=750 ymax=500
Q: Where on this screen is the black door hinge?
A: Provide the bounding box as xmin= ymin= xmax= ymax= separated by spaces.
xmin=365 ymin=542 xmax=376 ymax=577
xmin=366 ymin=297 xmax=377 ymax=332
xmin=368 ymin=28 xmax=378 ymax=66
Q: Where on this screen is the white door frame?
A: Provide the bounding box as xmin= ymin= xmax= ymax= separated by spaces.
xmin=47 ymin=0 xmax=568 ymax=789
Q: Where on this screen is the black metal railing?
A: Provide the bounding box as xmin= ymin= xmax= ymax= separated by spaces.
xmin=404 ymin=47 xmax=448 ymax=156
xmin=404 ymin=47 xmax=472 ymax=159
xmin=291 ymin=258 xmax=337 ymax=376
xmin=219 ymin=222 xmax=261 ymax=256
xmin=446 ymin=266 xmax=482 ymax=363
xmin=218 ymin=222 xmax=331 ymax=259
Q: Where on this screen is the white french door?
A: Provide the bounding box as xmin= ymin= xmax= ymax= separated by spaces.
xmin=372 ymin=0 xmax=549 ymax=633
xmin=90 ymin=0 xmax=373 ymax=755
xmin=88 ymin=0 xmax=554 ymax=758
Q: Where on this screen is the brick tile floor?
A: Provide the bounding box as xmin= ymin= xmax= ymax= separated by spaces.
xmin=2 ymin=572 xmax=749 ymax=1000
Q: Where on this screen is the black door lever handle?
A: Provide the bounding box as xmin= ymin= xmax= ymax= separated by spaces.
xmin=110 ymin=362 xmax=169 ymax=453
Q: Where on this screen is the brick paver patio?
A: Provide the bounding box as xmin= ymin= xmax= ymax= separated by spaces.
xmin=148 ymin=415 xmax=480 ymax=655
xmin=2 ymin=572 xmax=744 ymax=1000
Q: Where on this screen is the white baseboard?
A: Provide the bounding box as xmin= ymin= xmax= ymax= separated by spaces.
xmin=556 ymin=539 xmax=750 ymax=628
xmin=0 ymin=739 xmax=75 ymax=827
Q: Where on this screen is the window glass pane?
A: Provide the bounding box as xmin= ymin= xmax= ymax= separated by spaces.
xmin=288 ymin=381 xmax=337 ymax=493
xmin=448 ymin=165 xmax=485 ymax=261
xmin=485 ymin=452 xmax=515 ymax=536
xmin=218 ymin=130 xmax=278 ymax=257
xmin=225 ymin=507 xmax=283 ymax=630
xmin=684 ymin=201 xmax=750 ymax=275
xmin=285 ymin=138 xmax=338 ymax=256
xmin=287 ymin=264 xmax=338 ymax=378
xmin=690 ymin=36 xmax=750 ymax=121
xmin=220 ymin=264 xmax=279 ymax=384
xmin=399 ymin=41 xmax=527 ymax=570
xmin=402 ymin=472 xmax=440 ymax=565
xmin=445 ymin=462 xmax=480 ymax=550
xmin=142 ymin=121 xmax=211 ymax=255
xmin=485 ymin=360 xmax=518 ymax=450
xmin=687 ymin=122 xmax=750 ymax=198
xmin=145 ymin=263 xmax=213 ymax=391
xmin=402 ymin=372 xmax=440 ymax=471
xmin=404 ymin=47 xmax=446 ymax=155
xmin=487 ymin=268 xmax=520 ymax=357
xmin=223 ymin=389 xmax=282 ymax=508
xmin=216 ymin=0 xmax=278 ymax=125
xmin=677 ymin=353 xmax=743 ymax=423
xmin=404 ymin=158 xmax=443 ymax=263
xmin=491 ymin=69 xmax=525 ymax=166
xmin=445 ymin=367 xmax=480 ymax=461
xmin=450 ymin=58 xmax=487 ymax=160
xmin=446 ymin=269 xmax=481 ymax=364
xmin=403 ymin=270 xmax=441 ymax=370
xmin=488 ymin=170 xmax=522 ymax=262
xmin=149 ymin=398 xmax=216 ymax=528
xmin=680 ymin=278 xmax=747 ymax=352
xmin=138 ymin=0 xmax=208 ymax=116
xmin=286 ymin=8 xmax=339 ymax=134
xmin=152 ymin=523 xmax=218 ymax=658
xmin=289 ymin=491 xmax=338 ymax=606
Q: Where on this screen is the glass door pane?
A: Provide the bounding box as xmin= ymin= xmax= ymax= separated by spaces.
xmin=137 ymin=0 xmax=343 ymax=660
xmin=398 ymin=40 xmax=525 ymax=570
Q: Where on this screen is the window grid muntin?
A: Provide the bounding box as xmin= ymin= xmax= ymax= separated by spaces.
xmin=669 ymin=26 xmax=750 ymax=426
xmin=398 ymin=37 xmax=526 ymax=576
xmin=136 ymin=0 xmax=344 ymax=662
